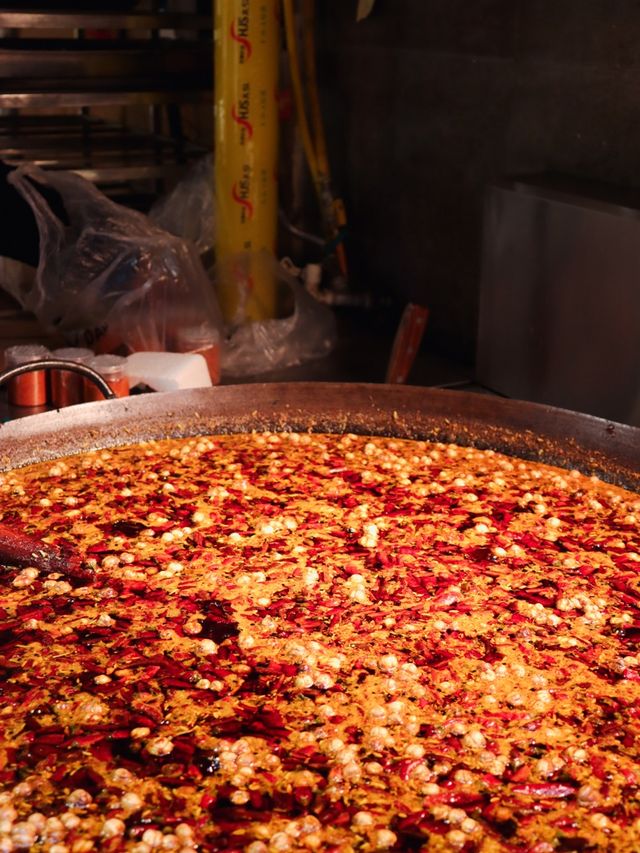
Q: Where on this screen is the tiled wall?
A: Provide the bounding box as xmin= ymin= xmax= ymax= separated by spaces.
xmin=319 ymin=1 xmax=640 ymax=361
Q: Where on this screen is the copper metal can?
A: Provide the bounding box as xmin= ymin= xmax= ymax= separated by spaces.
xmin=84 ymin=354 xmax=130 ymax=401
xmin=50 ymin=347 xmax=94 ymax=408
xmin=4 ymin=344 xmax=51 ymax=407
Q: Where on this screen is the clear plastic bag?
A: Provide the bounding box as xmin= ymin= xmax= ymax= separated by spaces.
xmin=220 ymin=252 xmax=336 ymax=377
xmin=149 ymin=155 xmax=215 ymax=263
xmin=6 ymin=164 xmax=222 ymax=354
xmin=150 ymin=161 xmax=337 ymax=376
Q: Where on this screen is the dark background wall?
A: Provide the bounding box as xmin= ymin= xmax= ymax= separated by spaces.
xmin=319 ymin=1 xmax=640 ymax=363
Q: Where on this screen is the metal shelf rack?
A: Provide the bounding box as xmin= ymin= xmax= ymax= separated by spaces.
xmin=0 ymin=6 xmax=212 ymax=201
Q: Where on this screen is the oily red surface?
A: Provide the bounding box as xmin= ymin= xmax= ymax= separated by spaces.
xmin=0 ymin=431 xmax=638 ymax=851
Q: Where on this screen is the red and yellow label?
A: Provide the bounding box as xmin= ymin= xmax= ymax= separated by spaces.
xmin=214 ymin=0 xmax=280 ymax=323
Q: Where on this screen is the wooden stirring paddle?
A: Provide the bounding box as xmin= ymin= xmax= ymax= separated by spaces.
xmin=0 ymin=522 xmax=93 ymax=581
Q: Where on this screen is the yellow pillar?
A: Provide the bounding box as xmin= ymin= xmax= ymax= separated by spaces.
xmin=214 ymin=0 xmax=280 ymax=323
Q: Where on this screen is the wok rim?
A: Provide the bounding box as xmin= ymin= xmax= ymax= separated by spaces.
xmin=0 ymin=382 xmax=637 ymax=491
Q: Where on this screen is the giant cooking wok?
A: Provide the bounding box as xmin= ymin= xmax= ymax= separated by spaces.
xmin=0 ymin=383 xmax=638 ymax=491
xmin=0 ymin=382 xmax=639 ymax=851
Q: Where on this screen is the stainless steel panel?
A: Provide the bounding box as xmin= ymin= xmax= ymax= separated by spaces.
xmin=71 ymin=164 xmax=195 ymax=184
xmin=477 ymin=178 xmax=640 ymax=425
xmin=0 ymin=90 xmax=210 ymax=109
xmin=0 ymin=40 xmax=211 ymax=82
xmin=0 ymin=12 xmax=211 ymax=30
